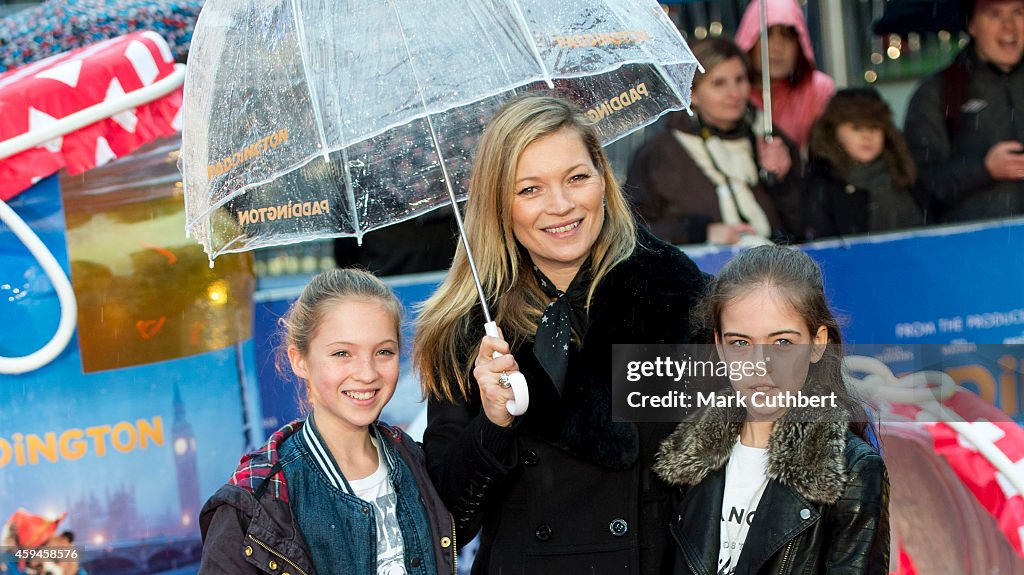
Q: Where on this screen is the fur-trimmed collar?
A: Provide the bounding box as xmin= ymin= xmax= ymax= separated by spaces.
xmin=653 ymin=396 xmax=851 ymax=504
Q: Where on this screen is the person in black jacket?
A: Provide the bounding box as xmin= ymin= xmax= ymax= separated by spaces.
xmin=654 ymin=245 xmax=889 ymax=574
xmin=413 ymin=93 xmax=707 ymax=574
xmin=903 ymin=0 xmax=1024 ymax=222
xmin=805 ymin=88 xmax=923 ymax=240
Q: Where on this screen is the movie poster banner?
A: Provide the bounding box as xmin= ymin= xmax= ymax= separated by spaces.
xmin=1 ymin=174 xmax=260 ymax=575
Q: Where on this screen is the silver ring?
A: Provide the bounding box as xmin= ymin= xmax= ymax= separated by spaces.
xmin=498 ymin=372 xmax=512 ymax=389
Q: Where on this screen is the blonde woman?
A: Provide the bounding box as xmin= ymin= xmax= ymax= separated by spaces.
xmin=414 ymin=93 xmax=707 ymax=573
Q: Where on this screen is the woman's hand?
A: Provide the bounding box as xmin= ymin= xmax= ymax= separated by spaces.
xmin=757 ymin=137 xmax=792 ymax=180
xmin=707 ymin=222 xmax=757 ymax=245
xmin=474 ymin=334 xmax=520 ymax=427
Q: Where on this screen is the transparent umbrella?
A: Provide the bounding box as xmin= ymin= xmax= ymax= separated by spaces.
xmin=181 ymin=0 xmax=700 ymax=415
xmin=180 ymin=0 xmax=699 ymax=261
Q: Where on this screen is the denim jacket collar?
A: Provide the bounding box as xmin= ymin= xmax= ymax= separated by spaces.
xmin=301 ymin=414 xmax=402 ymax=494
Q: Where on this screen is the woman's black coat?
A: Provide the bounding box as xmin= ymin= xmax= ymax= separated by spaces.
xmin=422 ymin=228 xmax=708 ymax=574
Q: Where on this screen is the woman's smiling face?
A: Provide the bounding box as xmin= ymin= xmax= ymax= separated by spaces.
xmin=510 ymin=126 xmax=605 ymax=290
xmin=691 ymin=56 xmax=751 ymax=131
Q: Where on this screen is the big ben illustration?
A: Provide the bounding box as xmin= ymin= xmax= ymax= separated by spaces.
xmin=172 ymin=383 xmax=201 ymax=528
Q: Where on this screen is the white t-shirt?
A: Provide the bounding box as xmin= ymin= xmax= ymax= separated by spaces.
xmin=349 ymin=437 xmax=407 ymax=575
xmin=717 ymin=439 xmax=769 ymax=575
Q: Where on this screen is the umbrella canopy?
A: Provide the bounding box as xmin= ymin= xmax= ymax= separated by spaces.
xmin=180 ymin=0 xmax=700 ymax=260
xmin=0 ymin=0 xmax=204 ymax=72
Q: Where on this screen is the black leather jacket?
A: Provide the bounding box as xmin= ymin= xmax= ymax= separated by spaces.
xmin=654 ymin=406 xmax=889 ymax=575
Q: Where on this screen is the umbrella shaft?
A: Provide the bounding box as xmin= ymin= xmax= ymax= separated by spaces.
xmin=758 ymin=0 xmax=773 ymax=137
xmin=445 ymin=183 xmax=494 ymax=326
xmin=425 ymin=113 xmax=493 ymax=325
xmin=384 ymin=0 xmax=493 ymax=325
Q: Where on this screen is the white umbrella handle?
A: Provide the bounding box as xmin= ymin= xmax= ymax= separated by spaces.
xmin=0 ymin=198 xmax=78 ymax=374
xmin=484 ymin=321 xmax=529 ymax=416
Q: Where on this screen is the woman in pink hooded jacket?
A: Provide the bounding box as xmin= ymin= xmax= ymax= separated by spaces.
xmin=735 ymin=0 xmax=836 ymax=151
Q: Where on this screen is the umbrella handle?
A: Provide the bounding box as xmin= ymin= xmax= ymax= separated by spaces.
xmin=484 ymin=321 xmax=529 ymax=416
xmin=758 ymin=167 xmax=779 ymax=187
xmin=757 ymin=132 xmax=778 ymax=186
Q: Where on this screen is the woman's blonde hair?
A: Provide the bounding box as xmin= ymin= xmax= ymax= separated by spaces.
xmin=414 ymin=93 xmax=636 ymax=402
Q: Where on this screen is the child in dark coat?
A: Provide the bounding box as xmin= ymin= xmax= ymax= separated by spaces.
xmin=805 ymin=88 xmax=924 ymax=240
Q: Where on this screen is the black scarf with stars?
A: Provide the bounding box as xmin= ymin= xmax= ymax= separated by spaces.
xmin=531 ymin=260 xmax=592 ymax=396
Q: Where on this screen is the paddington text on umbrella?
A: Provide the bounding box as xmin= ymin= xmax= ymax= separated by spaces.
xmin=236 ymin=199 xmax=331 ymax=226
xmin=546 ymin=29 xmax=652 ymax=49
xmin=585 ymin=82 xmax=649 ymax=122
xmin=207 ymin=127 xmax=290 ymax=179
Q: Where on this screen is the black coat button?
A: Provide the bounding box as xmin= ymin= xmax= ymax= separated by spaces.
xmin=609 ymin=518 xmax=628 ymax=536
xmin=535 ymin=523 xmax=553 ymax=541
xmin=409 ymin=556 xmax=422 ymax=568
xmin=670 ymin=513 xmax=682 ymax=525
xmin=522 ymin=448 xmax=539 ymax=466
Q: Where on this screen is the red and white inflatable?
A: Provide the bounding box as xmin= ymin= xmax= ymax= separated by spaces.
xmin=887 ymin=389 xmax=1024 ymax=557
xmin=848 ymin=356 xmax=1024 ymax=572
xmin=0 ymin=30 xmax=184 ymax=200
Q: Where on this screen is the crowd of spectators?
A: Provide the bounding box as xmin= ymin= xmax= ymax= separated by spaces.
xmin=328 ymin=0 xmax=1024 ymax=276
xmin=627 ymin=0 xmax=1024 ymax=246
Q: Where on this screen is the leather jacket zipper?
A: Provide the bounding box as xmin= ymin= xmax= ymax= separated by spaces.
xmin=682 ymin=549 xmax=703 ymax=575
xmin=775 ymin=539 xmax=796 ymax=574
xmin=248 ymin=533 xmax=309 ymax=575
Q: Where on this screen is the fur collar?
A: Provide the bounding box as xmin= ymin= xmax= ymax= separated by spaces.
xmin=653 ymin=395 xmax=851 ymax=504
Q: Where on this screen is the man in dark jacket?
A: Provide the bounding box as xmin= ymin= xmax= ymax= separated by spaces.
xmin=904 ymin=0 xmax=1024 ymax=223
